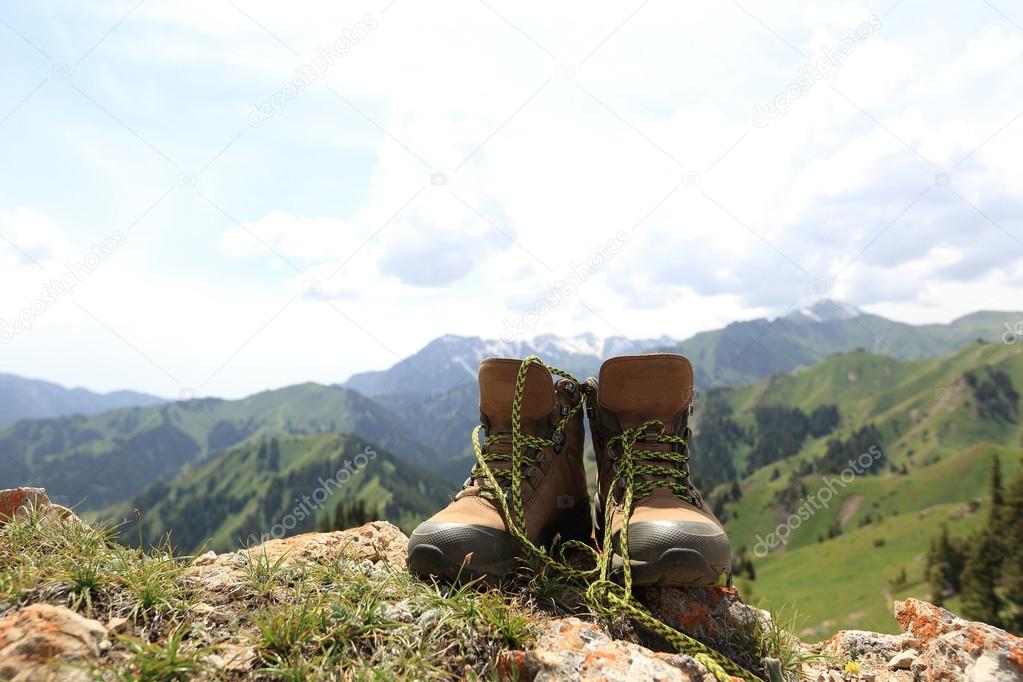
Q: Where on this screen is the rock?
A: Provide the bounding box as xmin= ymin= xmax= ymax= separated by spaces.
xmin=0 ymin=604 xmax=107 ymax=682
xmin=0 ymin=487 xmax=50 ymax=523
xmin=186 ymin=555 xmax=248 ymax=604
xmin=498 ymin=617 xmax=715 ymax=681
xmin=640 ymin=586 xmax=773 ymax=661
xmin=187 ymin=602 xmax=234 ymax=627
xmin=240 ymin=521 xmax=408 ymax=569
xmin=887 ymin=649 xmax=917 ymax=670
xmin=105 ymin=617 xmax=129 ymax=635
xmin=185 ymin=521 xmax=410 ymax=603
xmin=823 ymin=629 xmax=913 ymax=661
xmin=0 ymin=487 xmax=82 ymax=528
xmin=894 ymin=598 xmax=1023 ymax=681
xmin=192 ymin=550 xmax=218 ymax=566
xmin=206 ymin=643 xmax=256 ymax=672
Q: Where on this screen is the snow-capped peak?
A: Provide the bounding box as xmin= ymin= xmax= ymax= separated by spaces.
xmin=786 ymin=299 xmax=862 ymax=322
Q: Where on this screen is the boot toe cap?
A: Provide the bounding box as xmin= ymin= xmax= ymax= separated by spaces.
xmin=620 ymin=520 xmax=731 ymax=569
xmin=407 ymin=522 xmax=520 ymax=581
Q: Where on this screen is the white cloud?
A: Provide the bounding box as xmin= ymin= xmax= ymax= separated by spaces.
xmin=0 ymin=208 xmax=77 ymax=269
xmin=937 ymin=26 xmax=1023 ymax=90
xmin=2 ymin=2 xmax=1022 ymax=397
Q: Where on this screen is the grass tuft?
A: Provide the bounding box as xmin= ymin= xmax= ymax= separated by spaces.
xmin=106 ymin=627 xmax=209 ymax=681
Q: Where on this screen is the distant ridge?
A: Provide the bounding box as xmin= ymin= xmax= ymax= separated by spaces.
xmin=342 ymin=333 xmax=674 ymax=397
xmin=783 ymin=298 xmax=862 ymax=322
xmin=0 ymin=373 xmax=164 ymax=427
xmin=662 ymin=303 xmax=1020 ymax=386
xmin=345 ymin=302 xmax=1023 ymax=394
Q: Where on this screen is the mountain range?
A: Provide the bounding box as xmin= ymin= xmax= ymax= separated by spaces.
xmin=668 ymin=300 xmax=1014 ymax=386
xmin=342 ymin=333 xmax=675 ymax=397
xmin=343 ymin=300 xmax=1018 ymax=394
xmin=0 ymin=383 xmax=438 ymax=512
xmin=0 ymin=373 xmax=163 ymax=428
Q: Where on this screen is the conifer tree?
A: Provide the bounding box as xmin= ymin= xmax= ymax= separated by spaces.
xmin=990 ymin=454 xmax=1004 ymax=514
xmin=1000 ymin=453 xmax=1023 ymax=634
xmin=986 ymin=454 xmax=1006 ymax=565
xmin=267 ymin=438 xmax=281 ymax=471
xmin=926 ymin=523 xmax=964 ymax=604
xmin=325 ymin=498 xmax=375 ymax=531
xmin=960 ymin=527 xmax=1003 ymax=627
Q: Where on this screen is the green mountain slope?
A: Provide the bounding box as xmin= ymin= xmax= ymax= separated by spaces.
xmin=0 ymin=383 xmax=438 ymax=512
xmin=105 ymin=433 xmax=454 ymax=553
xmin=701 ymin=340 xmax=1023 ymax=636
xmin=670 ymin=306 xmax=1019 ymax=386
xmin=371 ymin=383 xmax=481 ymax=481
xmin=751 ymin=499 xmax=991 ymax=638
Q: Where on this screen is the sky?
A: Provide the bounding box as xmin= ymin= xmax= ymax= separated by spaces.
xmin=1 ymin=0 xmax=1022 ymax=399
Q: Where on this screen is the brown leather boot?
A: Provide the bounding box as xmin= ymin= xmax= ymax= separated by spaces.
xmin=588 ymin=354 xmax=731 ymax=586
xmin=406 ymin=358 xmax=591 ymax=582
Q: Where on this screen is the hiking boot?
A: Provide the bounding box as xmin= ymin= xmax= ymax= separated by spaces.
xmin=587 ymin=354 xmax=730 ymax=586
xmin=407 ymin=357 xmax=591 ymax=583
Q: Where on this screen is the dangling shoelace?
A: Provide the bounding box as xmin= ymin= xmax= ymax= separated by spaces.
xmin=469 ymin=355 xmax=762 ymax=682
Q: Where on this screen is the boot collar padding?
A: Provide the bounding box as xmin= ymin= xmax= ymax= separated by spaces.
xmin=478 ymin=358 xmax=556 ymax=434
xmin=596 ymin=353 xmax=694 ymax=429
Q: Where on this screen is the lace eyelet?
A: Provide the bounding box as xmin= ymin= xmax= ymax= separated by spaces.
xmin=552 ymin=431 xmax=565 ymax=453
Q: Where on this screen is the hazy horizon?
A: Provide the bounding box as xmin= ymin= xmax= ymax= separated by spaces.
xmin=4 ymin=297 xmax=1021 ymax=400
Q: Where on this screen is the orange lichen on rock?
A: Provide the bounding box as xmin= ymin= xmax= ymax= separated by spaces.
xmin=0 ymin=488 xmax=29 ymax=521
xmin=896 ymin=598 xmax=954 ymax=644
xmin=1007 ymin=645 xmax=1023 ymax=670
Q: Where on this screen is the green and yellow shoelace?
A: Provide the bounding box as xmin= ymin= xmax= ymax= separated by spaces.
xmin=469 ymin=355 xmax=761 ymax=682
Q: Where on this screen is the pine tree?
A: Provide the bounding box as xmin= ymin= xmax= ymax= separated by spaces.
xmin=991 ymin=454 xmax=1004 ymax=513
xmin=960 ymin=528 xmax=1003 ymax=627
xmin=324 ymin=499 xmax=375 ymax=532
xmin=1000 ymin=453 xmax=1023 ymax=634
xmin=926 ymin=523 xmax=965 ymax=604
xmin=268 ymin=438 xmax=281 ymax=471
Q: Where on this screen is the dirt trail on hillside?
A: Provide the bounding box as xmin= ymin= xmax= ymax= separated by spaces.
xmin=838 ymin=495 xmax=864 ymax=526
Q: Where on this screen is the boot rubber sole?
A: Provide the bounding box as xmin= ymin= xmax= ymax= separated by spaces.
xmin=594 ymin=507 xmax=732 ymax=588
xmin=610 ymin=547 xmax=730 ymax=587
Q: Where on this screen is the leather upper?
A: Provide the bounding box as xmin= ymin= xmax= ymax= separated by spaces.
xmin=589 ymin=354 xmax=725 ymax=536
xmin=424 ymin=358 xmax=588 ymax=539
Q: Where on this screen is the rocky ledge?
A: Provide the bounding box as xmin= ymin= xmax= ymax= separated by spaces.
xmin=1 ymin=487 xmax=1021 ymax=681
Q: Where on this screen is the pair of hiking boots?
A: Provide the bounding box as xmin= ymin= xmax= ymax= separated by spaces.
xmin=406 ymin=353 xmax=731 ymax=587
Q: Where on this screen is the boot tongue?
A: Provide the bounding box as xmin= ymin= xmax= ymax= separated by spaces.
xmin=598 ymin=354 xmax=693 ymax=431
xmin=598 ymin=354 xmax=695 ymax=497
xmin=478 ymin=358 xmax=555 ymax=435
